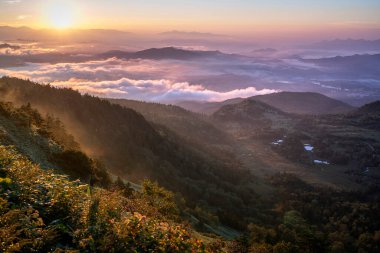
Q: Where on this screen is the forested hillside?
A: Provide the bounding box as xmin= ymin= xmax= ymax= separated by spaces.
xmin=1 ymin=77 xmax=380 ymax=252
xmin=108 ymin=98 xmax=237 ymax=166
xmin=0 ymin=77 xmax=261 ymax=231
xmin=0 ymin=145 xmax=218 ymax=252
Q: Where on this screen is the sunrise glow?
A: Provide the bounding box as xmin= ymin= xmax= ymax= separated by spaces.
xmin=44 ymin=1 xmax=75 ymax=29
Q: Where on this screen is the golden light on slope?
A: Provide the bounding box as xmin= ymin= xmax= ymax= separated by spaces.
xmin=44 ymin=1 xmax=76 ymax=29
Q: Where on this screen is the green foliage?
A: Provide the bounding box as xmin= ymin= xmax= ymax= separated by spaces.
xmin=0 ymin=101 xmax=112 ymax=190
xmin=0 ymin=146 xmax=213 ymax=252
xmin=141 ymin=180 xmax=180 ymax=220
xmin=50 ymin=150 xmax=112 ymax=187
xmin=0 ymin=77 xmax=259 ymax=231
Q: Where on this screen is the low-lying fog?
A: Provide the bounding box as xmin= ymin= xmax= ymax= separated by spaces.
xmin=1 ymin=29 xmax=380 ymax=106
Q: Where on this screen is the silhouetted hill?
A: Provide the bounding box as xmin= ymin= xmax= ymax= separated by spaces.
xmin=213 ymin=99 xmax=285 ymax=121
xmin=305 ymin=53 xmax=380 ymax=64
xmin=158 ymin=30 xmax=228 ymax=38
xmin=176 ymin=98 xmax=245 ymax=115
xmin=251 ymin=92 xmax=354 ymax=115
xmin=0 ymin=43 xmax=20 ymax=50
xmin=307 ymin=39 xmax=380 ymax=51
xmin=346 ymin=100 xmax=380 ymax=130
xmin=300 ymin=54 xmax=380 ymax=81
xmin=178 ymin=92 xmax=353 ymax=115
xmin=356 ymin=100 xmax=380 ymax=114
xmin=99 ymin=47 xmax=225 ymax=60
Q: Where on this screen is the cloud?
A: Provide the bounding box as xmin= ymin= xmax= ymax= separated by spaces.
xmin=0 ymin=58 xmax=277 ymax=101
xmin=0 ymin=43 xmax=56 ymax=56
xmin=17 ymin=15 xmax=30 ymax=20
xmin=3 ymin=0 xmax=21 ymax=4
xmin=51 ymin=77 xmax=277 ymax=101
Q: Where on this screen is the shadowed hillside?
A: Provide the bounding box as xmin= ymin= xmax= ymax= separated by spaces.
xmin=177 ymin=92 xmax=353 ymax=115
xmin=108 ymin=98 xmax=238 ymax=166
xmin=212 ymin=99 xmax=293 ymax=140
xmin=176 ymin=98 xmax=245 ymax=115
xmin=0 ymin=77 xmax=262 ymax=231
xmin=0 ymin=145 xmax=216 ymax=252
xmin=251 ymin=92 xmax=354 ymax=115
xmin=0 ymin=101 xmax=111 ymax=186
xmin=1 ymin=78 xmax=380 ymax=252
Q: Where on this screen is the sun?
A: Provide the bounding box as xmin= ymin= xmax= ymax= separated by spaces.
xmin=45 ymin=1 xmax=76 ymax=29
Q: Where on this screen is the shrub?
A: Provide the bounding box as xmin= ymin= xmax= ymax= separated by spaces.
xmin=0 ymin=145 xmax=211 ymax=252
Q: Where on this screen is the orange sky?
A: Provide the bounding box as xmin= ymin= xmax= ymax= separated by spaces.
xmin=1 ymin=0 xmax=380 ymax=39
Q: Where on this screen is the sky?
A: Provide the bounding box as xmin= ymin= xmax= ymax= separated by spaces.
xmin=1 ymin=1 xmax=380 ymax=104
xmin=1 ymin=0 xmax=380 ymax=38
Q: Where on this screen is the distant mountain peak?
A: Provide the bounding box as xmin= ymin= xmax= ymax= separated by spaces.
xmin=307 ymin=38 xmax=380 ymax=50
xmin=158 ymin=30 xmax=228 ymax=37
xmin=99 ymin=46 xmax=225 ymax=60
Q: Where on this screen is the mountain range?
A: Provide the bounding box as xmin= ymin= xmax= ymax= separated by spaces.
xmin=307 ymin=38 xmax=380 ymax=51
xmin=98 ymin=47 xmax=226 ymax=60
xmin=1 ymin=76 xmax=380 ymax=252
xmin=176 ymin=91 xmax=354 ymax=115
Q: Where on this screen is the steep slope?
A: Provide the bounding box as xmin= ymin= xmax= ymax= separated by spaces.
xmin=0 ymin=77 xmax=260 ymax=230
xmin=107 ymin=99 xmax=237 ymax=166
xmin=0 ymin=77 xmax=161 ymax=179
xmin=108 ymin=98 xmax=230 ymax=145
xmin=0 ymin=146 xmax=214 ymax=252
xmin=0 ymin=101 xmax=111 ymax=185
xmin=0 ymin=102 xmax=58 ymax=169
xmin=251 ymin=92 xmax=354 ymax=115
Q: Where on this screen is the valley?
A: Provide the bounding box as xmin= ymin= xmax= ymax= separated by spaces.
xmin=0 ymin=17 xmax=379 ymax=251
xmin=0 ymin=76 xmax=379 ymax=252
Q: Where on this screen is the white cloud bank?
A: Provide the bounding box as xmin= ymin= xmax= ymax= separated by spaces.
xmin=0 ymin=58 xmax=278 ymax=102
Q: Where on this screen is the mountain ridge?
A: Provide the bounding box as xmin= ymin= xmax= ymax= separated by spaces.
xmin=98 ymin=47 xmax=225 ymax=60
xmin=177 ymin=92 xmax=354 ymax=115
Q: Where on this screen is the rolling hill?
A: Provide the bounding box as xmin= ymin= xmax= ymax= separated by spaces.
xmin=175 ymin=98 xmax=245 ymax=115
xmin=306 ymin=39 xmax=380 ymax=51
xmin=177 ymin=92 xmax=353 ymax=115
xmin=302 ymin=54 xmax=380 ymax=78
xmin=212 ymin=99 xmax=293 ymax=140
xmin=250 ymin=92 xmax=354 ymax=115
xmin=1 ymin=77 xmax=380 ymax=252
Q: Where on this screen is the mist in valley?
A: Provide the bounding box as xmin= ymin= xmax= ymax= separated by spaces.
xmin=1 ymin=1 xmax=380 ymax=252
